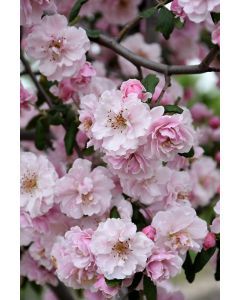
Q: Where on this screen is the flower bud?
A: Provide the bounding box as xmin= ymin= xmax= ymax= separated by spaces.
xmin=142 ymin=225 xmax=156 ymax=241
xmin=209 ymin=116 xmax=220 ymax=129
xmin=203 ymin=232 xmax=216 ymax=250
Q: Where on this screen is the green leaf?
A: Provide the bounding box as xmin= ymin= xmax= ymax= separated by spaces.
xmin=110 ymin=206 xmax=120 ymax=219
xmin=129 ymin=272 xmax=143 ymax=290
xmin=156 ymin=6 xmax=175 ymax=39
xmin=64 ymin=122 xmax=78 ymax=155
xmin=26 ymin=115 xmax=42 ymax=130
xmin=142 ymin=74 xmax=159 ymax=94
xmin=86 ymin=28 xmax=100 ymax=38
xmin=182 ymin=251 xmax=195 ymax=283
xmin=194 ymin=247 xmax=216 ymax=273
xmin=105 ymin=278 xmax=122 ymax=287
xmin=139 ymin=7 xmax=156 ymax=18
xmin=68 ymin=0 xmax=88 ymax=23
xmin=35 ymin=117 xmax=49 ymax=150
xmin=211 ymin=12 xmax=220 ymax=24
xmin=164 ymin=104 xmax=183 ymax=114
xmin=82 ymin=146 xmax=94 ymax=156
xmin=49 ymin=112 xmax=64 ymax=125
xmin=174 ymin=17 xmax=185 ymax=29
xmin=179 ymin=147 xmax=195 ymax=158
xmin=143 ymin=275 xmax=157 ymax=300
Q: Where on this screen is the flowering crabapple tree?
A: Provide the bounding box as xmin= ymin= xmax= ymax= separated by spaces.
xmin=20 ymin=0 xmax=220 ymax=299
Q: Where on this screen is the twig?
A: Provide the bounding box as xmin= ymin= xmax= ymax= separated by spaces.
xmin=157 ymin=74 xmax=171 ymax=103
xmin=135 ymin=65 xmax=143 ymax=80
xmin=20 ymin=51 xmax=53 ymax=109
xmin=117 ymin=16 xmax=142 ymax=43
xmin=200 ymin=45 xmax=220 ymax=69
xmin=20 ymin=51 xmax=82 ymax=157
xmin=89 ymin=33 xmax=220 ymax=76
xmin=49 ymin=282 xmax=75 ymax=300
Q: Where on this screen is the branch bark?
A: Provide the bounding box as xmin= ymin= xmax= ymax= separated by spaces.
xmin=89 ymin=33 xmax=220 ymax=76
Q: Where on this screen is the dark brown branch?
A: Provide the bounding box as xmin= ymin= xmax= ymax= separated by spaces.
xmin=200 ymin=45 xmax=220 ymax=68
xmin=20 ymin=51 xmax=82 ymax=157
xmin=20 ymin=51 xmax=54 ymax=109
xmin=157 ymin=74 xmax=171 ymax=103
xmin=20 ymin=130 xmax=35 ymax=141
xmin=117 ymin=16 xmax=142 ymax=43
xmin=89 ymin=33 xmax=220 ymax=76
xmin=49 ymin=282 xmax=75 ymax=300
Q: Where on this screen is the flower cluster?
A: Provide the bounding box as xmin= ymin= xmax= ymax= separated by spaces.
xmin=20 ymin=1 xmax=220 ymax=299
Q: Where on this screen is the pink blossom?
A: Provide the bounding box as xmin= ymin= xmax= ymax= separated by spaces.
xmin=120 ymin=164 xmax=172 ymax=205
xmin=80 ymin=76 xmax=117 ymax=98
xmin=111 ymin=194 xmax=133 ymax=219
xmin=157 ymin=284 xmax=185 ymax=300
xmin=25 ymin=14 xmax=90 ymax=81
xmin=94 ymin=275 xmax=119 ymax=298
xmin=50 ymin=78 xmax=75 ymax=102
xmin=20 ymin=82 xmax=36 ymax=111
xmin=212 ymin=23 xmax=220 ymax=46
xmin=21 ymin=0 xmax=56 ymax=26
xmin=99 ymin=0 xmax=142 ymax=25
xmin=146 ymin=107 xmax=195 ymax=161
xmin=90 ymin=218 xmax=154 ymax=279
xmin=120 ymin=79 xmax=151 ymax=102
xmin=104 ymin=146 xmax=154 ymax=180
xmin=55 ymin=158 xmax=114 ymax=219
xmin=152 ymin=206 xmax=208 ymax=255
xmin=171 ymin=0 xmax=186 ymax=21
xmin=21 ymin=251 xmax=57 ymax=286
xmin=215 ymin=151 xmax=220 ymax=162
xmin=91 ymin=90 xmax=151 ymax=155
xmin=21 ymin=152 xmax=58 ymax=218
xmin=203 ymin=232 xmax=216 ymax=250
xmin=178 ymin=0 xmax=220 ymax=23
xmin=51 ymin=226 xmax=96 ymax=288
xmin=190 ymin=156 xmax=219 ymax=206
xmin=208 ymin=116 xmax=220 ymax=129
xmin=210 ymin=201 xmax=220 ymax=234
xmin=119 ymin=33 xmax=161 ymax=76
xmin=142 ymin=226 xmax=156 ymax=241
xmin=190 ymin=103 xmax=213 ymax=121
xmin=152 ymin=76 xmax=183 ymax=105
xmin=146 ymin=249 xmax=183 ymax=283
xmin=43 ymin=289 xmax=58 ymax=300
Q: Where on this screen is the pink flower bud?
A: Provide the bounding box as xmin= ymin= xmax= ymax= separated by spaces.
xmin=203 ymin=232 xmax=216 ymax=250
xmin=120 ymin=79 xmax=151 ymax=102
xmin=142 ymin=225 xmax=156 ymax=241
xmin=209 ymin=116 xmax=220 ymax=129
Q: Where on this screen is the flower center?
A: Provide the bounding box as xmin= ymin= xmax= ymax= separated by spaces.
xmin=177 ymin=191 xmax=189 ymax=200
xmin=119 ymin=0 xmax=128 ymax=8
xmin=48 ymin=37 xmax=65 ymax=61
xmin=162 ymin=138 xmax=173 ymax=148
xmin=82 ymin=192 xmax=94 ymax=205
xmin=112 ymin=240 xmax=130 ymax=258
xmin=21 ymin=172 xmax=38 ymax=194
xmin=83 ymin=119 xmax=93 ymax=131
xmin=169 ymin=231 xmax=191 ymax=250
xmin=107 ymin=109 xmax=127 ymax=132
xmin=137 ymin=50 xmax=148 ymax=59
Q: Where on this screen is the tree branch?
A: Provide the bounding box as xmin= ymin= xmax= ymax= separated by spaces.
xmin=89 ymin=33 xmax=220 ymax=76
xmin=157 ymin=74 xmax=171 ymax=103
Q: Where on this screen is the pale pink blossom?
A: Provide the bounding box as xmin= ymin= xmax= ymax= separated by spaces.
xmin=99 ymin=0 xmax=142 ymax=25
xmin=90 ymin=218 xmax=154 ymax=279
xmin=43 ymin=289 xmax=58 ymax=300
xmin=146 ymin=107 xmax=195 ymax=161
xmin=120 ymin=164 xmax=172 ymax=205
xmin=146 ymin=249 xmax=183 ymax=283
xmin=25 ymin=14 xmax=90 ymax=81
xmin=142 ymin=226 xmax=156 ymax=241
xmin=104 ymin=146 xmax=154 ymax=180
xmin=94 ymin=275 xmax=119 ymax=298
xmin=51 ymin=226 xmax=96 ymax=288
xmin=152 ymin=206 xmax=208 ymax=255
xmin=190 ymin=156 xmax=219 ymax=206
xmin=21 ymin=251 xmax=57 ymax=286
xmin=210 ymin=201 xmax=220 ymax=234
xmin=55 ymin=159 xmax=114 ymax=219
xmin=120 ymin=79 xmax=151 ymax=102
xmin=21 ymin=152 xmax=58 ymax=218
xmin=111 ymin=194 xmax=133 ymax=219
xmin=190 ymin=103 xmax=213 ymax=121
xmin=178 ymin=0 xmax=220 ymax=23
xmin=203 ymin=232 xmax=216 ymax=250
xmin=212 ymin=23 xmax=220 ymax=46
xmin=171 ymin=0 xmax=186 ymax=21
xmin=20 ymin=82 xmax=36 ymax=111
xmin=21 ymin=0 xmax=56 ymax=26
xmin=91 ymin=90 xmax=151 ymax=155
xmin=152 ymin=76 xmax=183 ymax=105
xmin=119 ymin=33 xmax=161 ymax=76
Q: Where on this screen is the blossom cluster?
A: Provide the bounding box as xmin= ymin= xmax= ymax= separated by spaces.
xmin=20 ymin=1 xmax=220 ymax=299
